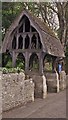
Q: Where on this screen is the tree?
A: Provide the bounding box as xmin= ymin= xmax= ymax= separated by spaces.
xmin=56 ymin=2 xmax=68 ymax=50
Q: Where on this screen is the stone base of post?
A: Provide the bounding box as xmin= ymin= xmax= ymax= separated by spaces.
xmin=42 ymin=74 xmax=47 ymax=99
xmin=56 ymin=71 xmax=60 ymax=93
xmin=59 ymin=71 xmax=66 ymax=90
xmin=30 ymin=79 xmax=34 ymax=102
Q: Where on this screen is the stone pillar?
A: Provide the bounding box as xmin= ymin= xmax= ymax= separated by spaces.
xmin=42 ymin=74 xmax=47 ymax=99
xmin=30 ymin=78 xmax=34 ymax=102
xmin=39 ymin=52 xmax=44 ymax=75
xmin=56 ymin=71 xmax=60 ymax=93
xmin=25 ymin=52 xmax=29 ymax=73
xmin=12 ymin=51 xmax=16 ymax=67
xmin=59 ymin=71 xmax=66 ymax=90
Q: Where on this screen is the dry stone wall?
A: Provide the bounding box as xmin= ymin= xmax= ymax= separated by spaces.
xmin=2 ymin=72 xmax=34 ymax=111
xmin=66 ymin=75 xmax=68 ymax=88
xmin=0 ymin=72 xmax=2 ymax=120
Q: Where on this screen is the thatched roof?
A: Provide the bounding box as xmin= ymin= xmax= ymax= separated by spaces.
xmin=2 ymin=9 xmax=65 ymax=57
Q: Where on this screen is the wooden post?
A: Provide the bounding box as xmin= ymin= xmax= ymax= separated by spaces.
xmin=29 ymin=34 xmax=32 ymax=49
xmin=62 ymin=59 xmax=65 ymax=71
xmin=12 ymin=51 xmax=16 ymax=67
xmin=36 ymin=34 xmax=38 ymax=49
xmin=16 ymin=35 xmax=19 ymax=49
xmin=30 ymin=26 xmax=32 ymax=32
xmin=23 ymin=22 xmax=25 ymax=32
xmin=52 ymin=57 xmax=57 ymax=72
xmin=10 ymin=35 xmax=13 ymax=50
xmin=23 ymin=35 xmax=26 ymax=49
xmin=25 ymin=52 xmax=29 ymax=73
xmin=39 ymin=52 xmax=44 ymax=75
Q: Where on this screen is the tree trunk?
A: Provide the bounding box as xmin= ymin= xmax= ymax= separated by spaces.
xmin=56 ymin=3 xmax=67 ymax=51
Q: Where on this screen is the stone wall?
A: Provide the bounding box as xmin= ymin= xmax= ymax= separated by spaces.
xmin=2 ymin=72 xmax=34 ymax=111
xmin=66 ymin=75 xmax=68 ymax=88
xmin=0 ymin=72 xmax=2 ymax=119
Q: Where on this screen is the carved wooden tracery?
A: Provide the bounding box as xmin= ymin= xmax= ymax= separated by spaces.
xmin=10 ymin=14 xmax=44 ymax=73
xmin=12 ymin=15 xmax=42 ymax=51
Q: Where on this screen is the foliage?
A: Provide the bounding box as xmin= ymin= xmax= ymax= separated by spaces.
xmin=43 ymin=54 xmax=52 ymax=71
xmin=8 ymin=68 xmax=17 ymax=73
xmin=16 ymin=60 xmax=25 ymax=70
xmin=16 ymin=67 xmax=21 ymax=73
xmin=17 ymin=62 xmax=25 ymax=69
xmin=65 ymin=44 xmax=68 ymax=74
xmin=2 ymin=53 xmax=12 ymax=68
xmin=5 ymin=60 xmax=12 ymax=68
xmin=2 ymin=68 xmax=8 ymax=74
xmin=1 ymin=67 xmax=24 ymax=74
xmin=33 ymin=61 xmax=39 ymax=69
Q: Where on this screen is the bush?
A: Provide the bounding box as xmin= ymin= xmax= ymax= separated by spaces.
xmin=2 ymin=67 xmax=24 ymax=74
xmin=17 ymin=67 xmax=21 ymax=73
xmin=2 ymin=68 xmax=8 ymax=74
xmin=17 ymin=62 xmax=24 ymax=69
xmin=8 ymin=68 xmax=17 ymax=73
xmin=5 ymin=60 xmax=12 ymax=68
xmin=44 ymin=62 xmax=52 ymax=71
